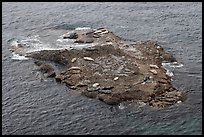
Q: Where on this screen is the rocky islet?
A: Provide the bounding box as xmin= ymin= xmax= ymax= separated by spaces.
xmin=11 ymin=27 xmax=186 ymax=109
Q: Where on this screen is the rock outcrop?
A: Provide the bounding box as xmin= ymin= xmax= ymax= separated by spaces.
xmin=14 ymin=27 xmax=186 ymax=108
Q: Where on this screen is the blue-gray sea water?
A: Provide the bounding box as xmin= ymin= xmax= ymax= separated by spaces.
xmin=2 ymin=2 xmax=202 ymax=135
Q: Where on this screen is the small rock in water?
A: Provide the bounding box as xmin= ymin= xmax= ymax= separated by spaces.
xmin=71 ymin=58 xmax=77 ymax=63
xmin=63 ymin=32 xmax=78 ymax=39
xmin=84 ymin=57 xmax=94 ymax=61
xmin=114 ymin=77 xmax=119 ymax=81
xmin=92 ymin=83 xmax=100 ymax=88
xmin=46 ymin=71 xmax=56 ymax=78
xmin=149 ymin=69 xmax=157 ymax=75
xmin=17 ymin=43 xmax=25 ymax=48
xmin=150 ymin=64 xmax=159 ymax=69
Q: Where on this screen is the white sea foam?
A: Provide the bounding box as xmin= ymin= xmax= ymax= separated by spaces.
xmin=162 ymin=62 xmax=183 ymax=77
xmin=10 ymin=40 xmax=19 ymax=47
xmin=11 ymin=35 xmax=54 ymax=53
xmin=166 ymin=69 xmax=174 ymax=77
xmin=118 ymin=103 xmax=125 ymax=110
xmin=11 ymin=36 xmax=67 ymax=55
xmin=56 ymin=37 xmax=96 ymax=50
xmin=162 ymin=62 xmax=184 ymax=68
xmin=75 ymin=27 xmax=91 ymax=31
xmin=138 ymin=101 xmax=146 ymax=107
xmin=11 ymin=53 xmax=29 ymax=60
xmin=10 ymin=32 xmax=97 ymax=59
xmin=21 ymin=35 xmax=41 ymax=44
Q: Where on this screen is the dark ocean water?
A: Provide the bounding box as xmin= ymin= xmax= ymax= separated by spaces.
xmin=2 ymin=2 xmax=202 ymax=135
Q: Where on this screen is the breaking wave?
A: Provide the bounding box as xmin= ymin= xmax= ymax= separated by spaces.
xmin=162 ymin=62 xmax=184 ymax=77
xmin=11 ymin=52 xmax=29 ymax=60
xmin=10 ymin=28 xmax=96 ymax=60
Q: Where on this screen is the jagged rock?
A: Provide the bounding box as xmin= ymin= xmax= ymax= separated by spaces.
xmin=55 ymin=75 xmax=64 ymax=82
xmin=63 ymin=32 xmax=78 ymax=39
xmin=149 ymin=69 xmax=158 ymax=75
xmin=81 ymin=91 xmax=98 ymax=98
xmin=97 ymin=94 xmax=121 ymax=105
xmin=34 ymin=60 xmax=56 ymax=77
xmin=46 ymin=71 xmax=56 ymax=78
xmin=75 ymin=38 xmax=94 ymax=43
xmin=163 ymin=53 xmax=176 ymax=62
xmin=98 ymin=89 xmax=112 ymax=94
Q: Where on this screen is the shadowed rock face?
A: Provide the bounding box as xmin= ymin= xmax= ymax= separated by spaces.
xmin=20 ymin=27 xmax=185 ymax=108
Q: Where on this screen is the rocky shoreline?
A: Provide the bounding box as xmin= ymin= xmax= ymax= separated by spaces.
xmin=12 ymin=27 xmax=186 ymax=108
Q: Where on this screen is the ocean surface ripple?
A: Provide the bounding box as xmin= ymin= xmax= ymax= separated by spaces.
xmin=2 ymin=2 xmax=202 ymax=135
